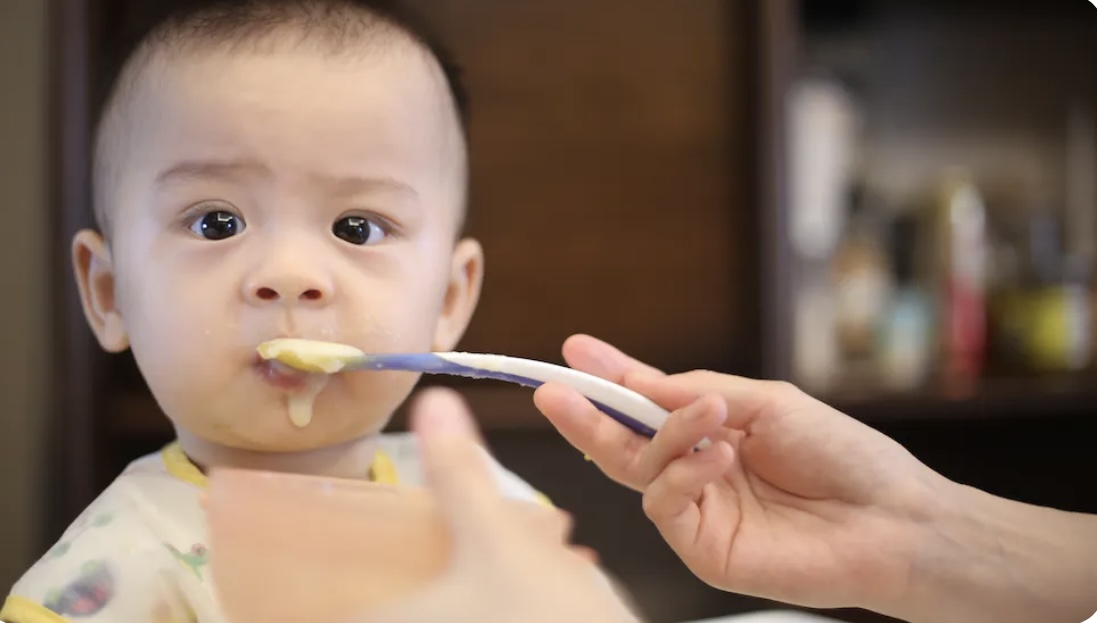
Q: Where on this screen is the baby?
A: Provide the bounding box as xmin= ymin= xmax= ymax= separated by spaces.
xmin=1 ymin=1 xmax=553 ymax=621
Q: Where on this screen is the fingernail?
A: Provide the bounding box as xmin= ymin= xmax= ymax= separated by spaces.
xmin=684 ymin=400 xmax=707 ymax=421
xmin=703 ymin=441 xmax=733 ymax=462
xmin=588 ymin=349 xmax=617 ymax=374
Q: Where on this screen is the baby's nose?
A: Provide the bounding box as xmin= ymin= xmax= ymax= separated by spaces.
xmin=243 ymin=271 xmax=333 ymax=306
xmin=253 ymin=284 xmax=324 ymax=303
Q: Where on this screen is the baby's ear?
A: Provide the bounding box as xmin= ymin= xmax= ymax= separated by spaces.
xmin=432 ymin=237 xmax=484 ymax=352
xmin=72 ymin=229 xmax=129 ymax=352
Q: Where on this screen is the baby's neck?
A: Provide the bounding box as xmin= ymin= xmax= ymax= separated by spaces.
xmin=174 ymin=428 xmax=383 ymax=481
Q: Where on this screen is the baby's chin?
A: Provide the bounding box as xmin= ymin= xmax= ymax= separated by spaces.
xmin=172 ymin=406 xmax=393 ymax=454
xmin=228 ymin=427 xmax=387 ymax=454
xmin=163 ymin=368 xmax=413 ymax=438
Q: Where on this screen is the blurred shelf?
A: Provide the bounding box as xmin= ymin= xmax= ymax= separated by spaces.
xmin=822 ymin=377 xmax=1097 ymax=423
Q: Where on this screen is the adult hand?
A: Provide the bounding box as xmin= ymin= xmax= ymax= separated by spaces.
xmin=353 ymin=387 xmax=640 ymax=623
xmin=533 ymin=335 xmax=954 ymax=618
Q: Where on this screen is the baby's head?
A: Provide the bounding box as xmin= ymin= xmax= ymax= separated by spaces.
xmin=73 ymin=0 xmax=483 ymax=454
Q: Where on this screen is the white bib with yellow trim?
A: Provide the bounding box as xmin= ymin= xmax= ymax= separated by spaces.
xmin=1 ymin=434 xmax=550 ymax=623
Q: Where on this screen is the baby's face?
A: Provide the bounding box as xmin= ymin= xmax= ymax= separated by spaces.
xmin=84 ymin=44 xmax=479 ymax=452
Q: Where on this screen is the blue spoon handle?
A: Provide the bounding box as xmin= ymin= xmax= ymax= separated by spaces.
xmin=349 ymin=352 xmax=664 ymax=439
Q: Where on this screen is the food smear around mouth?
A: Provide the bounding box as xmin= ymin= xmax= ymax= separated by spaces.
xmin=287 ymin=375 xmax=328 ymax=428
xmin=257 ymin=338 xmax=365 ymax=374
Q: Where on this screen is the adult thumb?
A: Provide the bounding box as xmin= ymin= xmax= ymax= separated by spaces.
xmin=408 ymin=387 xmax=511 ymax=551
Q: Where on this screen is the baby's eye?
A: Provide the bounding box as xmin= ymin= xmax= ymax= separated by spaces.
xmin=333 ymin=216 xmax=386 ymax=246
xmin=189 ymin=210 xmax=245 ymax=241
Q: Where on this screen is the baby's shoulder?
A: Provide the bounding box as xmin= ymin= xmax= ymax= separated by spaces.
xmin=377 ymin=432 xmax=552 ymax=507
xmin=2 ymin=468 xmax=207 ymax=622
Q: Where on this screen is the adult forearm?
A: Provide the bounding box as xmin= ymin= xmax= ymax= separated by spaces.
xmin=895 ymin=482 xmax=1097 ymax=623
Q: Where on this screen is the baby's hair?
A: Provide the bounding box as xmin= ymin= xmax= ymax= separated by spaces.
xmin=92 ymin=0 xmax=468 ymax=235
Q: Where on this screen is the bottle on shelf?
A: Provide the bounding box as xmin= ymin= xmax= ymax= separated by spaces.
xmin=830 ymin=178 xmax=893 ymax=390
xmin=879 ymin=212 xmax=932 ymax=392
xmin=926 ymin=171 xmax=988 ymax=397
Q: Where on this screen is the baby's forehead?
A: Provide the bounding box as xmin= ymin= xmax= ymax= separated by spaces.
xmin=96 ymin=34 xmax=467 ymax=229
xmin=131 ymin=30 xmax=454 ymax=123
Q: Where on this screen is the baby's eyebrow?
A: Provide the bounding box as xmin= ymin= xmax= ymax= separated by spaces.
xmin=155 ymin=158 xmax=269 ymax=185
xmin=318 ymin=173 xmax=420 ymax=201
xmin=154 ymin=159 xmax=420 ymax=201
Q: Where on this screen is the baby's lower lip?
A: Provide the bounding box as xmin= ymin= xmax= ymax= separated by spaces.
xmin=255 ymin=359 xmax=312 ymax=390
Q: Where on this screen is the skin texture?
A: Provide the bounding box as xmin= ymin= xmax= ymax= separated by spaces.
xmin=73 ymin=35 xmax=482 ymax=479
xmin=532 ymin=334 xmax=1097 ymax=623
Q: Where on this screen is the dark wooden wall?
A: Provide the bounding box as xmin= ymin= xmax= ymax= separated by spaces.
xmin=418 ymin=0 xmax=755 ymax=374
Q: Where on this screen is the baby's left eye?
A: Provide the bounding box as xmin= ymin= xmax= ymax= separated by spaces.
xmin=333 ymin=216 xmax=387 ymax=246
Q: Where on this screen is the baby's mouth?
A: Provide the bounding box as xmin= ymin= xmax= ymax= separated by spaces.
xmin=254 ymin=357 xmax=331 ymax=428
xmin=254 ymin=357 xmax=313 ymax=391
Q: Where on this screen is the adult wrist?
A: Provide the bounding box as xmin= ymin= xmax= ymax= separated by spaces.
xmin=890 ymin=479 xmax=1097 ymax=623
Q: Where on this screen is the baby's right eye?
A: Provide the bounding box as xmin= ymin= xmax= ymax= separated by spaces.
xmin=188 ymin=210 xmax=246 ymax=241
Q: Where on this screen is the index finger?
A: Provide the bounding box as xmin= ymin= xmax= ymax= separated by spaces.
xmin=562 ymin=334 xmax=666 ymax=384
xmin=533 ymin=381 xmax=651 ymax=491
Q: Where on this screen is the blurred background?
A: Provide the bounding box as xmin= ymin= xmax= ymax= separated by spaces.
xmin=1 ymin=0 xmax=1095 ymax=621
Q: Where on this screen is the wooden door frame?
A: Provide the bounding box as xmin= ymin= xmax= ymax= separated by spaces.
xmin=46 ymin=0 xmax=103 ymax=543
xmin=753 ymin=0 xmax=797 ymax=381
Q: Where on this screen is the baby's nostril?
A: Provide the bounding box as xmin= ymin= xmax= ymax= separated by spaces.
xmin=257 ymin=287 xmax=278 ymax=301
xmin=300 ymin=289 xmax=322 ymax=301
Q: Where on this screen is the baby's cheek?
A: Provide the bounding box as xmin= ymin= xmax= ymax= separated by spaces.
xmin=116 ymin=273 xmax=180 ymax=329
xmin=131 ymin=316 xmax=212 ymax=368
xmin=134 ymin=338 xmax=214 ymax=402
xmin=340 ymin=369 xmax=420 ymax=421
xmin=346 ymin=368 xmax=419 ymax=396
xmin=127 ymin=313 xmax=236 ymax=418
xmin=346 ymin=306 xmax=439 ymax=353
